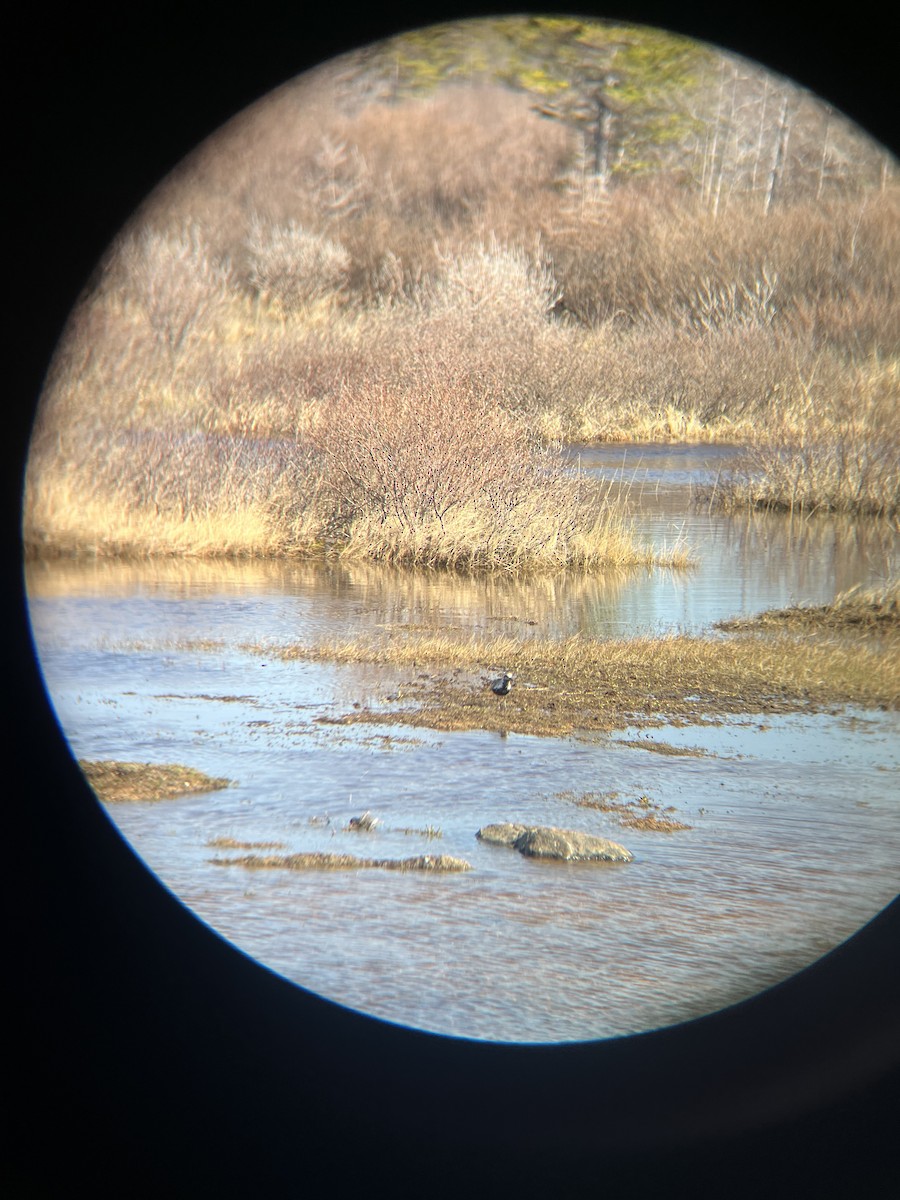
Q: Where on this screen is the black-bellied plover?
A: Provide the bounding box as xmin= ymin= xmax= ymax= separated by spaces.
xmin=490 ymin=672 xmax=513 ymax=696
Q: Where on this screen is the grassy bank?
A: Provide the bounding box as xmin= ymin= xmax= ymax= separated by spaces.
xmin=716 ymin=581 xmax=900 ymax=633
xmin=247 ymin=586 xmax=900 ymax=737
xmin=23 ymin=380 xmax=684 ymax=568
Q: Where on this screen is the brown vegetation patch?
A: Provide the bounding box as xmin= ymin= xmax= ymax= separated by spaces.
xmin=717 ymin=582 xmax=900 ymax=635
xmin=625 ymin=814 xmax=692 ymax=832
xmin=614 ymin=739 xmax=708 ymax=757
xmin=210 ymin=852 xmax=471 ymax=872
xmin=570 ymin=791 xmax=692 ymax=832
xmin=394 ymin=825 xmax=443 ymax=839
xmin=81 ymin=759 xmax=231 ymax=803
xmin=701 ymin=365 xmax=899 ymax=518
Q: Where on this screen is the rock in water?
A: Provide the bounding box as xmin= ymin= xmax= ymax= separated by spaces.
xmin=476 ymin=822 xmax=529 ymax=847
xmin=515 ymin=826 xmax=632 ymax=862
xmin=477 ymin=822 xmax=632 ymax=863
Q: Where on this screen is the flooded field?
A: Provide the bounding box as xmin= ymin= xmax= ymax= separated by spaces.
xmin=25 ymin=444 xmax=899 ymax=1043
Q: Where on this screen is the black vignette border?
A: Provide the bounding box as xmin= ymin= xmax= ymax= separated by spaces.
xmin=12 ymin=3 xmax=900 ymax=1195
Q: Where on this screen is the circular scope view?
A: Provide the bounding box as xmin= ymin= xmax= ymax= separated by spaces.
xmin=24 ymin=16 xmax=898 ymax=1043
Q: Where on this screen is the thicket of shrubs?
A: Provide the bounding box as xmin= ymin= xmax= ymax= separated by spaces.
xmin=25 ymin=73 xmax=899 ymax=561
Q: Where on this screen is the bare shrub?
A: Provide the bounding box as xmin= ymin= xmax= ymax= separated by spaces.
xmin=790 ymin=284 xmax=900 ymax=358
xmin=332 ymin=85 xmax=570 ymax=226
xmin=244 ymin=218 xmax=350 ymax=312
xmin=111 ymin=224 xmax=234 ymax=356
xmin=308 ymin=371 xmax=546 ymax=529
xmin=97 ymin=430 xmax=297 ymax=515
xmin=541 ymin=184 xmax=900 ymax=350
xmin=681 ymin=268 xmax=779 ymax=334
xmin=304 ymin=371 xmax=650 ymax=568
xmin=325 ymin=86 xmax=570 ymax=306
xmin=341 ymin=214 xmax=446 ymax=307
xmin=306 ymin=134 xmax=374 ymax=223
xmin=424 ymin=236 xmax=560 ymax=332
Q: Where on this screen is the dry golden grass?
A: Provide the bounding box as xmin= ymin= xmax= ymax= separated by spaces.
xmin=80 ymin=760 xmax=230 ymax=803
xmin=23 ymin=453 xmax=328 ymax=560
xmin=336 ymin=492 xmax=687 ymax=571
xmin=26 ymin=488 xmax=278 ymax=559
xmin=530 ymin=403 xmax=759 ymax=446
xmin=614 ymin=739 xmax=707 ymax=757
xmin=704 ymin=358 xmax=899 ymax=517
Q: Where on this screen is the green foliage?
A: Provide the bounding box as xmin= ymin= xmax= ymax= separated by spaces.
xmin=362 ymin=16 xmax=713 ymax=179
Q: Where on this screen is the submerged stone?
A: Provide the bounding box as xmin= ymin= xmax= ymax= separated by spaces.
xmin=477 ymin=822 xmax=632 ymax=863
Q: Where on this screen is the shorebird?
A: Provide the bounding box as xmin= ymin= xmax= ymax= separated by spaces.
xmin=490 ymin=672 xmax=514 ymax=696
xmin=347 ymin=811 xmax=379 ymax=832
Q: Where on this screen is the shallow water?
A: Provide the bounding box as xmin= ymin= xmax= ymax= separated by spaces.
xmin=25 ymin=444 xmax=900 ymax=1042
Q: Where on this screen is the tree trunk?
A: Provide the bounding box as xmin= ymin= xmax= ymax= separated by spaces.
xmin=591 ymin=92 xmax=614 ymax=187
xmin=764 ymin=95 xmax=792 ymax=216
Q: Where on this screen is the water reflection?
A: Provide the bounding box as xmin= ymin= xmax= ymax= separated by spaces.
xmin=26 ymin=504 xmax=897 ymax=645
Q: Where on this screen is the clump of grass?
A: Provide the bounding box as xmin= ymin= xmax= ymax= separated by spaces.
xmin=614 ymin=739 xmax=708 ymax=757
xmin=107 ymin=223 xmax=235 ymax=359
xmin=704 ymin=360 xmax=899 ymax=518
xmin=243 ymin=218 xmax=351 ymax=315
xmin=623 ymin=813 xmax=693 ymax=833
xmin=210 ymin=851 xmax=471 ymax=872
xmin=206 ymin=837 xmax=288 ymax=850
xmin=831 ymin=581 xmax=900 ymax=623
xmin=25 ymin=484 xmax=283 ymax=560
xmin=571 ymin=791 xmax=692 ymax=832
xmin=80 ymin=760 xmax=230 ymax=803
